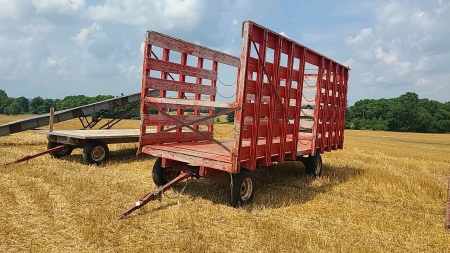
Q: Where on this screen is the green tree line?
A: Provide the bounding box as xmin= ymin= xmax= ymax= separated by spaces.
xmin=2 ymin=90 xmax=449 ymax=133
xmin=0 ymin=90 xmax=222 ymax=120
xmin=0 ymin=89 xmax=137 ymax=118
xmin=346 ymin=92 xmax=450 ymax=133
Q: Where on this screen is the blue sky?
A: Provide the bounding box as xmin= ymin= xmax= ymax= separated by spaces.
xmin=0 ymin=0 xmax=448 ymax=105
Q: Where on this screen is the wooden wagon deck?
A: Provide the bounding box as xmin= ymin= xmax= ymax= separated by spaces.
xmin=141 ymin=133 xmax=314 ymax=171
xmin=35 ymin=129 xmax=141 ymax=140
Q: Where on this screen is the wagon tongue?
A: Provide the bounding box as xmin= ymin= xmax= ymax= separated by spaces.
xmin=119 ymin=172 xmax=192 ymax=219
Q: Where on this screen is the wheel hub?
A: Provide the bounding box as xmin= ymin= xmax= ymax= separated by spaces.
xmin=240 ymin=178 xmax=253 ymax=201
xmin=91 ymin=146 xmax=106 ymax=161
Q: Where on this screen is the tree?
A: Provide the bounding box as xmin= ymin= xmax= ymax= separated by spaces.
xmin=0 ymin=89 xmax=9 ymax=113
xmin=226 ymin=111 xmax=235 ymax=122
xmin=15 ymin=96 xmax=29 ymax=114
xmin=5 ymin=100 xmax=21 ymax=115
xmin=386 ymin=92 xmax=420 ymax=132
xmin=29 ymin=96 xmax=45 ymax=114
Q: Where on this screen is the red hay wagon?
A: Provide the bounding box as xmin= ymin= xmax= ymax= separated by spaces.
xmin=120 ymin=21 xmax=350 ymax=218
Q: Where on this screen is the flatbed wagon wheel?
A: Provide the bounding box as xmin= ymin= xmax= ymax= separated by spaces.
xmin=227 ymin=168 xmax=255 ymax=207
xmin=47 ymin=141 xmax=73 ymax=158
xmin=305 ymin=154 xmax=322 ymax=177
xmin=82 ymin=140 xmax=109 ymax=165
xmin=152 ymin=157 xmax=181 ymax=186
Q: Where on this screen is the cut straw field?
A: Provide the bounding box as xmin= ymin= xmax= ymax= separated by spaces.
xmin=0 ymin=115 xmax=449 ymax=252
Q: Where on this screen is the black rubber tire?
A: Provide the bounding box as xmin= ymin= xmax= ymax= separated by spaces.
xmin=47 ymin=141 xmax=73 ymax=158
xmin=227 ymin=168 xmax=255 ymax=207
xmin=152 ymin=157 xmax=181 ymax=186
xmin=82 ymin=140 xmax=109 ymax=165
xmin=305 ymin=153 xmax=322 ymax=177
xmin=296 ymin=156 xmax=308 ymax=167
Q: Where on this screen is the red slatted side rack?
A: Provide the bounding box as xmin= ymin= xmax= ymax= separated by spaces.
xmin=233 ymin=21 xmax=349 ymax=172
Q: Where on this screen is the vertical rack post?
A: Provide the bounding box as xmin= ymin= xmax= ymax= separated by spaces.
xmin=49 ymin=107 xmax=54 ymax=132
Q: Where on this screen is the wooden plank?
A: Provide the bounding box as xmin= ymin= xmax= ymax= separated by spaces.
xmin=144 ymin=142 xmax=231 ymax=163
xmin=140 ymin=131 xmax=213 ymax=145
xmin=49 ymin=107 xmax=54 ymax=132
xmin=147 ymin=58 xmax=217 ymax=80
xmin=147 ymin=31 xmax=240 ymax=67
xmin=35 ymin=129 xmax=144 ymax=139
xmin=146 ymin=97 xmax=238 ymax=110
xmin=142 ymin=114 xmax=214 ymax=126
xmin=145 ymin=77 xmax=216 ymax=96
xmin=142 ymin=146 xmax=232 ymax=171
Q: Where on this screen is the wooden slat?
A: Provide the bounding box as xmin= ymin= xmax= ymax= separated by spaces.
xmin=146 ymin=97 xmax=238 ymax=111
xmin=141 ymin=131 xmax=213 ymax=145
xmin=145 ymin=77 xmax=216 ymax=96
xmin=142 ymin=114 xmax=214 ymax=126
xmin=147 ymin=58 xmax=217 ymax=80
xmin=35 ymin=129 xmax=143 ymax=139
xmin=147 ymin=31 xmax=241 ymax=67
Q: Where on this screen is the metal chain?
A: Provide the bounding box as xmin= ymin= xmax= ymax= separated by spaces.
xmin=213 ymin=126 xmax=237 ymax=135
xmin=249 ymin=37 xmax=319 ymax=149
xmin=302 ymin=94 xmax=315 ymax=102
xmin=217 ymin=78 xmax=237 ymax=87
xmin=249 ymin=37 xmax=291 ymax=127
xmin=162 ymin=178 xmax=189 ymax=201
xmin=216 ymin=90 xmax=236 ymax=99
xmin=303 ymin=78 xmax=315 ymax=87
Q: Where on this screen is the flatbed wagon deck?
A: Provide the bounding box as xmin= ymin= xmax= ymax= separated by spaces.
xmin=34 ymin=128 xmax=147 ymax=164
xmin=142 ymin=134 xmax=315 ymax=171
xmin=35 ymin=129 xmax=141 ymax=143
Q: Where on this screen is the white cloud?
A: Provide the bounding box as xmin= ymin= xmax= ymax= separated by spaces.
xmin=0 ymin=0 xmax=22 ymax=19
xmin=85 ymin=0 xmax=204 ymax=31
xmin=279 ymin=31 xmax=290 ymax=38
xmin=32 ymin=0 xmax=86 ymax=14
xmin=117 ymin=64 xmax=137 ymax=77
xmin=415 ymin=78 xmax=430 ymax=86
xmin=346 ymin=28 xmax=374 ymax=45
xmin=71 ymin=22 xmax=103 ymax=46
xmin=40 ymin=56 xmax=69 ymax=76
xmin=345 ymin=0 xmax=450 ymax=102
xmin=20 ymin=24 xmax=55 ymax=34
xmin=343 ymin=58 xmax=355 ymax=67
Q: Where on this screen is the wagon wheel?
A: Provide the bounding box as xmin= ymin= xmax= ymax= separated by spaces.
xmin=227 ymin=168 xmax=256 ymax=207
xmin=296 ymin=156 xmax=308 ymax=167
xmin=152 ymin=157 xmax=181 ymax=186
xmin=305 ymin=153 xmax=322 ymax=177
xmin=82 ymin=140 xmax=109 ymax=165
xmin=47 ymin=141 xmax=73 ymax=158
